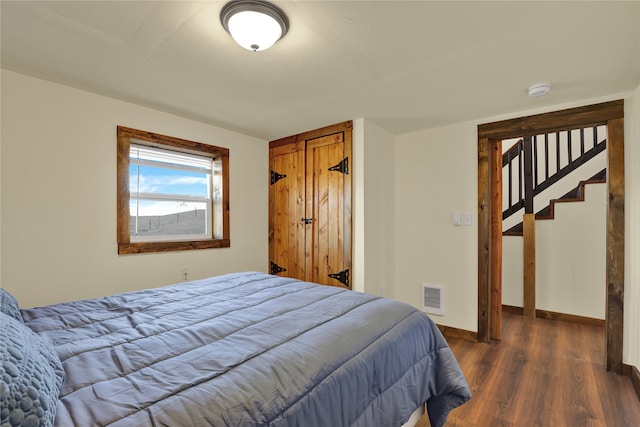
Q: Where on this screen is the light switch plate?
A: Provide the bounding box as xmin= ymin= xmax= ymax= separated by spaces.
xmin=452 ymin=211 xmax=461 ymax=226
xmin=463 ymin=212 xmax=472 ymax=226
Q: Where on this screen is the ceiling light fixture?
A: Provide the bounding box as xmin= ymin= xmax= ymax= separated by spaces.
xmin=528 ymin=83 xmax=551 ymax=97
xmin=220 ymin=0 xmax=289 ymax=52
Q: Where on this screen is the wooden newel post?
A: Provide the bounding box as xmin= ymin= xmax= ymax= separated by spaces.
xmin=523 ymin=214 xmax=536 ymax=318
xmin=522 ymin=136 xmax=536 ymax=318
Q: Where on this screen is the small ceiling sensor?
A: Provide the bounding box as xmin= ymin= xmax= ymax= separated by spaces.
xmin=528 ymin=83 xmax=551 ymax=97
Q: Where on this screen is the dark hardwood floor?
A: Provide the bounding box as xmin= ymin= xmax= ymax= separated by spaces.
xmin=419 ymin=312 xmax=640 ymax=426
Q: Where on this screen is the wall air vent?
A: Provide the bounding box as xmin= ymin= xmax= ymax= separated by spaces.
xmin=422 ymin=284 xmax=444 ymax=316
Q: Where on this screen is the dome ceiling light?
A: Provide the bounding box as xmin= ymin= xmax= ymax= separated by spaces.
xmin=220 ymin=0 xmax=289 ymax=52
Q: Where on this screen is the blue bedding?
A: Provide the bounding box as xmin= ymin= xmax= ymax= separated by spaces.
xmin=20 ymin=272 xmax=470 ymax=426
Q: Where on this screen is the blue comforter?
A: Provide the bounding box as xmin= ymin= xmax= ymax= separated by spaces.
xmin=21 ymin=272 xmax=470 ymax=427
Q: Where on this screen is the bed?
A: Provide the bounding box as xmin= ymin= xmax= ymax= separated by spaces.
xmin=1 ymin=271 xmax=471 ymax=427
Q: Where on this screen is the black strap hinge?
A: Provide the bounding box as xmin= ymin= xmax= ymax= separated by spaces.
xmin=271 ymin=170 xmax=287 ymax=185
xmin=328 ymin=157 xmax=349 ymax=175
xmin=328 ymin=269 xmax=350 ymax=287
xmin=270 ymin=261 xmax=287 ymax=275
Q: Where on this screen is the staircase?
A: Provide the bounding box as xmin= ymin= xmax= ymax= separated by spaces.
xmin=501 ymin=123 xmax=608 ymax=320
xmin=501 ymin=124 xmax=608 ymax=235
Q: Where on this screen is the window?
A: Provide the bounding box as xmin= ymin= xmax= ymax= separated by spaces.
xmin=129 ymin=144 xmax=215 ymax=242
xmin=117 ymin=126 xmax=229 ymax=254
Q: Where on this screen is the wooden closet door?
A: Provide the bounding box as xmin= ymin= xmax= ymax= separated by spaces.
xmin=305 ymin=133 xmax=351 ymax=288
xmin=269 ymin=141 xmax=306 ymax=280
xmin=269 ymin=121 xmax=352 ymax=289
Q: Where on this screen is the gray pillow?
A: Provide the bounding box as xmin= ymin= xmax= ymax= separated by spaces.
xmin=1 ymin=312 xmax=65 ymax=427
xmin=0 ymin=288 xmax=22 ymax=323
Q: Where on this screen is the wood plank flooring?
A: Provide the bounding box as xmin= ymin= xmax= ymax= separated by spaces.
xmin=418 ymin=312 xmax=640 ymax=427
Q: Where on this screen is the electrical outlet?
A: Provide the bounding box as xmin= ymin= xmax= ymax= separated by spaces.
xmin=180 ymin=268 xmax=190 ymax=281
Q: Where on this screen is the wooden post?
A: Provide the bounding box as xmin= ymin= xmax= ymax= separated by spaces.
xmin=523 ymin=213 xmax=536 ymax=318
xmin=490 ymin=140 xmax=503 ymax=339
xmin=522 ymin=136 xmax=536 ymax=319
xmin=477 ymin=137 xmax=491 ymax=343
xmin=606 ymin=117 xmax=624 ymax=374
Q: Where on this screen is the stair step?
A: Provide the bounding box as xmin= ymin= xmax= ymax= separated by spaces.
xmin=503 ymin=224 xmax=523 ymax=235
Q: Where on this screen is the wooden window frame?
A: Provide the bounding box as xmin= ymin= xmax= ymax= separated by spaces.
xmin=117 ymin=126 xmax=230 ymax=254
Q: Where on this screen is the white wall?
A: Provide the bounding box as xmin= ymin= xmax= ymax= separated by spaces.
xmin=353 ymin=120 xmax=365 ymax=293
xmin=625 ymin=85 xmax=640 ymax=370
xmin=1 ymin=70 xmax=268 ymax=308
xmin=352 ymin=119 xmax=395 ymax=297
xmin=502 ymin=237 xmax=523 ymax=307
xmin=395 ymin=121 xmax=478 ymax=331
xmin=502 ymin=184 xmax=606 ymax=319
xmin=536 ymin=184 xmax=606 ymax=318
xmin=0 ymin=70 xmax=3 ymax=285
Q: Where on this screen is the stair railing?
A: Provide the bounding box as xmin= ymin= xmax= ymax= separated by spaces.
xmin=502 ymin=125 xmax=607 ymax=221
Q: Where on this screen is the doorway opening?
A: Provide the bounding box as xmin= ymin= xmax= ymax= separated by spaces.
xmin=476 ymin=100 xmax=625 ymax=374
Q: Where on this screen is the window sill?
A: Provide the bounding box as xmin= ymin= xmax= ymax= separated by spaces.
xmin=118 ymin=239 xmax=230 ymax=255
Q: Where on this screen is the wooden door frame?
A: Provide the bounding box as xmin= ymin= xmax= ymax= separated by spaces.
xmin=477 ymin=100 xmax=625 ymax=374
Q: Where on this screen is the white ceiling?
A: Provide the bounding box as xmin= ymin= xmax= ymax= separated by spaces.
xmin=2 ymin=1 xmax=639 ymax=140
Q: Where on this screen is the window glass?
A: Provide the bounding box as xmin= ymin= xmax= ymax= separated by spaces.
xmin=129 ymin=144 xmax=212 ymax=242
